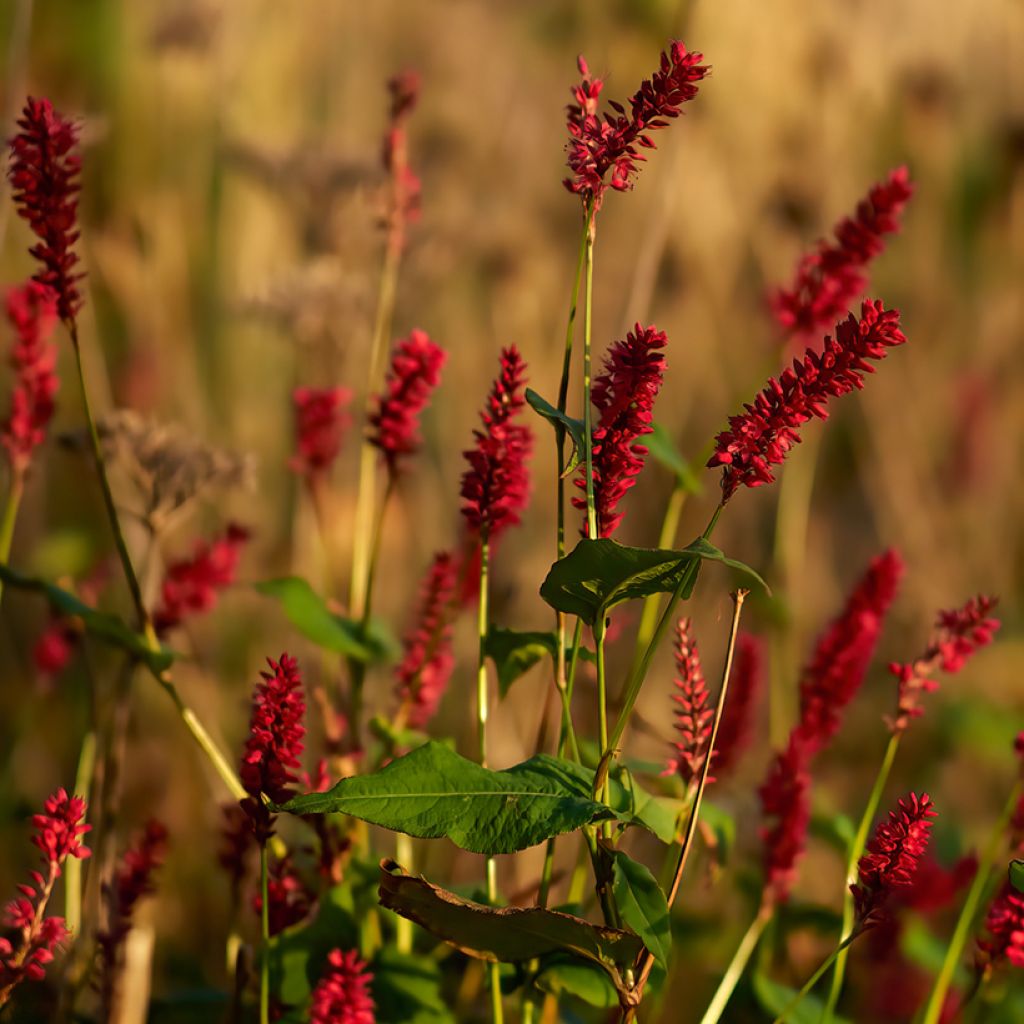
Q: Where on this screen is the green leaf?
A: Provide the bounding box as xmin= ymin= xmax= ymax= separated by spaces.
xmin=752 ymin=971 xmax=852 ymax=1024
xmin=534 ymin=957 xmax=618 ymax=1009
xmin=645 ymin=423 xmax=704 ymax=494
xmin=378 ymin=861 xmax=642 ymax=999
xmin=525 ymin=388 xmax=587 ymax=477
xmin=606 ymin=770 xmax=684 ymax=845
xmin=700 ymin=800 xmax=737 ymax=863
xmin=255 ymin=577 xmax=396 ymax=663
xmin=485 ymin=627 xmax=557 ymax=698
xmin=372 ymin=947 xmax=454 ymax=1023
xmin=610 ymin=851 xmax=671 ymax=967
xmin=0 ymin=563 xmax=173 ymax=673
xmin=277 ymin=742 xmax=614 ymax=855
xmin=540 ymin=538 xmax=769 ymax=625
xmin=1010 ymin=860 xmax=1024 ymax=895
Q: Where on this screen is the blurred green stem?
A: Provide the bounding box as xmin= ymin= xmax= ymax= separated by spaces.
xmin=922 ymin=779 xmax=1023 ymax=1024
xmin=771 ymin=932 xmax=860 ymax=1024
xmin=581 ymin=203 xmax=598 ymax=539
xmin=64 ymin=729 xmax=97 ymax=935
xmin=698 ymin=901 xmax=773 ymax=1024
xmin=259 ymin=842 xmax=270 ymax=1024
xmin=395 ymin=832 xmax=413 ymax=954
xmin=0 ymin=468 xmax=25 ymax=604
xmin=821 ymin=731 xmax=901 ymax=1021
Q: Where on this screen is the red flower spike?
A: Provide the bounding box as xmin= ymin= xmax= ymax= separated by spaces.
xmin=887 ymin=594 xmax=1000 ymax=734
xmin=713 ymin=633 xmax=763 ymax=778
xmin=708 ymin=300 xmax=907 ymax=502
xmin=793 ymin=549 xmax=903 ymax=756
xmin=9 ymin=98 xmax=84 ymax=322
xmin=771 ymin=168 xmax=914 ymax=339
xmin=252 ymin=855 xmax=313 ymax=936
xmin=310 ymin=948 xmax=376 ymax=1024
xmin=153 ymin=523 xmax=249 ymax=636
xmin=368 ymin=329 xmax=446 ymax=476
xmin=395 ymin=552 xmax=457 ymax=730
xmin=852 ymin=792 xmax=937 ymax=928
xmin=381 ymin=70 xmax=421 ymax=243
xmin=460 ymin=346 xmax=533 ymax=540
xmin=290 ymin=386 xmax=352 ymax=480
xmin=2 ymin=282 xmax=59 ymax=476
xmin=565 ymin=42 xmax=709 ymax=209
xmin=979 ymin=882 xmax=1024 ymax=970
xmin=663 ymin=619 xmax=714 ymax=787
xmin=759 ymin=735 xmax=812 ymax=904
xmin=573 ymin=323 xmax=666 ymax=537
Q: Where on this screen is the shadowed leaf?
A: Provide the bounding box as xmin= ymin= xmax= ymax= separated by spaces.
xmin=610 ymin=851 xmax=671 ymax=966
xmin=525 ymin=388 xmax=587 ymax=477
xmin=646 ymin=423 xmax=704 ymax=494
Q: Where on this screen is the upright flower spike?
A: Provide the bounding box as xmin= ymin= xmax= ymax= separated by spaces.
xmin=708 ymin=300 xmax=907 ymax=502
xmin=712 ymin=633 xmax=763 ymax=778
xmin=772 ymin=168 xmax=914 ymax=339
xmin=887 ymin=594 xmax=1000 ymax=733
xmin=290 ymin=386 xmax=352 ymax=481
xmin=663 ymin=619 xmax=714 ymax=787
xmin=978 ymin=883 xmax=1024 ymax=970
xmin=310 ymin=948 xmax=375 ymax=1024
xmin=382 ymin=69 xmax=421 ymax=244
xmin=572 ymin=323 xmax=667 ymax=537
xmin=2 ymin=282 xmax=59 ymax=476
xmin=368 ymin=329 xmax=446 ymax=476
xmin=565 ymin=42 xmax=710 ymax=209
xmin=394 ymin=551 xmax=457 ymax=729
xmin=759 ymin=735 xmax=812 ymax=904
xmin=8 ymin=98 xmax=83 ymax=322
xmin=852 ymin=792 xmax=937 ymax=929
xmin=0 ymin=789 xmax=90 ymax=1006
xmin=460 ymin=346 xmax=533 ymax=541
xmin=793 ymin=549 xmax=903 ymax=756
xmin=152 ymin=523 xmax=249 ymax=636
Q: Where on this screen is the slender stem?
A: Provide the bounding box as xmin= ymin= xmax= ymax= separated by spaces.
xmin=922 ymin=779 xmax=1024 ymax=1024
xmin=64 ymin=729 xmax=96 ymax=936
xmin=259 ymin=842 xmax=270 ymax=1024
xmin=821 ymin=731 xmax=901 ymax=1021
xmin=609 ymin=504 xmax=722 ymax=753
xmin=630 ymin=589 xmax=748 ymax=1006
xmin=594 ymin=617 xmax=612 ymax=840
xmin=581 ymin=204 xmax=598 ymax=539
xmin=771 ymin=933 xmax=860 ymax=1024
xmin=632 ymin=484 xmax=687 ymax=658
xmin=0 ymin=468 xmax=25 ymax=604
xmin=698 ymin=903 xmax=773 ymax=1024
xmin=395 ymin=832 xmax=414 ymax=953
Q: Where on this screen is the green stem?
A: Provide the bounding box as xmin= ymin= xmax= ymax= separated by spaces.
xmin=395 ymin=832 xmax=413 ymax=954
xmin=0 ymin=468 xmax=24 ymax=604
xmin=64 ymin=729 xmax=96 ymax=936
xmin=633 ymin=483 xmax=687 ymax=657
xmin=821 ymin=731 xmax=901 ymax=1021
xmin=922 ymin=779 xmax=1024 ymax=1024
xmin=581 ymin=204 xmax=598 ymax=540
xmin=771 ymin=933 xmax=860 ymax=1024
xmin=608 ymin=504 xmax=722 ymax=753
xmin=698 ymin=902 xmax=773 ymax=1024
xmin=259 ymin=842 xmax=270 ymax=1024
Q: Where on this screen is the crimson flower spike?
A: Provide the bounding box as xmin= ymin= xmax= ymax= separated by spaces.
xmin=381 ymin=69 xmax=421 ymax=245
xmin=759 ymin=734 xmax=812 ymax=905
xmin=2 ymin=282 xmax=59 ymax=477
xmin=712 ymin=633 xmax=763 ymax=778
xmin=663 ymin=619 xmax=714 ymax=787
xmin=9 ymin=99 xmax=84 ymax=323
xmin=792 ymin=549 xmax=903 ymax=756
xmin=394 ymin=551 xmax=457 ymax=729
xmin=979 ymin=883 xmax=1024 ymax=971
xmin=310 ymin=948 xmax=376 ymax=1024
xmin=887 ymin=594 xmax=1000 ymax=734
xmin=368 ymin=329 xmax=446 ymax=477
xmin=708 ymin=299 xmax=907 ymax=503
xmin=460 ymin=346 xmax=533 ymax=541
xmin=290 ymin=386 xmax=353 ymax=482
xmin=852 ymin=792 xmax=937 ymax=929
xmin=565 ymin=42 xmax=709 ymax=209
xmin=573 ymin=323 xmax=666 ymax=537
xmin=771 ymin=167 xmax=914 ymax=339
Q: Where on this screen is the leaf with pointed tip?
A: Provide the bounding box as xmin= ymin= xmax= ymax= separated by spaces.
xmin=485 ymin=627 xmax=557 ymax=697
xmin=255 ymin=577 xmax=396 ymax=663
xmin=525 ymin=388 xmax=587 ymax=477
xmin=610 ymin=851 xmax=671 ymax=967
xmin=605 ymin=769 xmax=684 ymax=845
xmin=539 ymin=538 xmax=769 ymax=625
xmin=1010 ymin=860 xmax=1024 ymax=895
xmin=378 ymin=861 xmax=642 ymax=999
xmin=0 ymin=563 xmax=173 ymax=673
xmin=277 ymin=742 xmax=613 ymax=854
xmin=534 ymin=958 xmax=618 ymax=1009
xmin=646 ymin=423 xmax=704 ymax=494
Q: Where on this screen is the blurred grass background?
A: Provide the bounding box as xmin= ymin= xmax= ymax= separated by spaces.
xmin=1 ymin=0 xmax=1023 ymax=1020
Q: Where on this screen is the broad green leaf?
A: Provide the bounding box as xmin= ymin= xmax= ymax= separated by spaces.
xmin=539 ymin=538 xmax=768 ymax=625
xmin=372 ymin=948 xmax=454 ymax=1023
xmin=752 ymin=971 xmax=852 ymax=1024
xmin=525 ymin=388 xmax=587 ymax=477
xmin=1010 ymin=860 xmax=1024 ymax=895
xmin=485 ymin=627 xmax=557 ymax=697
xmin=0 ymin=563 xmax=173 ymax=673
xmin=255 ymin=577 xmax=396 ymax=663
xmin=277 ymin=742 xmax=614 ymax=854
xmin=610 ymin=851 xmax=671 ymax=967
xmin=606 ymin=770 xmax=684 ymax=845
xmin=645 ymin=423 xmax=704 ymax=494
xmin=378 ymin=860 xmax=642 ymax=999
xmin=533 ymin=957 xmax=618 ymax=1009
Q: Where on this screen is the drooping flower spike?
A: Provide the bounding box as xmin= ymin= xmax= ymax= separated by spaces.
xmin=664 ymin=618 xmax=714 ymax=787
xmin=771 ymin=167 xmax=914 ymax=339
xmin=290 ymin=386 xmax=352 ymax=481
xmin=460 ymin=346 xmax=533 ymax=541
xmin=368 ymin=329 xmax=446 ymax=476
xmin=565 ymin=42 xmax=709 ymax=209
xmin=573 ymin=323 xmax=666 ymax=537
xmin=759 ymin=735 xmax=812 ymax=905
xmin=708 ymin=300 xmax=906 ymax=502
xmin=9 ymin=98 xmax=83 ymax=322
